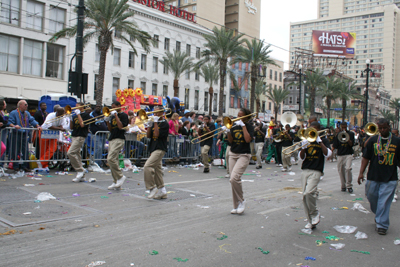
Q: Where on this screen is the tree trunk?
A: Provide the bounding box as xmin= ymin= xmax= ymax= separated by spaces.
xmin=342 ymin=97 xmax=346 ymax=122
xmin=209 ymin=87 xmax=214 ymax=116
xmin=256 ymin=99 xmax=260 ymax=117
xmin=250 ymin=64 xmax=257 ymax=112
xmin=274 ymin=104 xmax=278 ymax=123
xmin=173 ymin=79 xmax=179 ymax=97
xmin=218 ymin=59 xmax=227 ymax=117
xmin=96 ymin=42 xmax=110 ymax=106
xmin=326 ymin=97 xmax=331 ymax=128
xmin=309 ymin=87 xmax=316 ymax=115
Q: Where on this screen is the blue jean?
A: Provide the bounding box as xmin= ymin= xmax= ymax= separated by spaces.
xmin=125 ymin=140 xmax=144 ymax=158
xmin=9 ymin=130 xmax=29 ymax=169
xmin=212 ymin=139 xmax=218 ymax=157
xmin=169 ymin=135 xmax=177 ymax=158
xmin=365 ymin=180 xmax=397 ymax=230
xmin=93 ymin=134 xmax=106 ymax=165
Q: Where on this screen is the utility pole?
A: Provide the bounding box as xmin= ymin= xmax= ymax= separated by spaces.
xmin=75 ymin=0 xmax=85 ymax=100
xmin=298 ymin=64 xmax=302 ymax=115
xmin=363 ymin=59 xmax=372 ymax=126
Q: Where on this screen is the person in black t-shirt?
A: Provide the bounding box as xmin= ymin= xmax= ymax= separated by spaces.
xmin=281 ymin=124 xmax=294 ymax=172
xmin=105 ymin=101 xmax=129 ymax=190
xmin=198 ymin=116 xmax=215 ymax=173
xmin=67 ymin=102 xmax=91 ymax=182
xmin=299 ymin=122 xmax=332 ymax=230
xmin=272 ymin=123 xmax=283 ymax=166
xmin=144 ymin=106 xmax=170 ymax=199
xmin=358 ymin=118 xmax=400 ymax=235
xmin=332 ymin=122 xmax=355 ymax=193
xmin=227 ymin=108 xmax=254 ymax=215
xmin=33 ymin=102 xmax=48 ymax=160
xmin=254 ymin=121 xmax=266 ymax=169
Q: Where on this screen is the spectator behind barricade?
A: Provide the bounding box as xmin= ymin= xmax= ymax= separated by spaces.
xmin=181 ymin=121 xmax=190 ymax=137
xmin=169 ymin=113 xmax=180 ymax=160
xmin=181 ymin=110 xmax=191 ymax=123
xmin=33 ymin=102 xmax=48 ymax=160
xmin=89 ymin=105 xmax=108 ymax=166
xmin=212 ymin=117 xmax=223 ymax=158
xmin=0 ymin=99 xmax=8 ymax=167
xmin=8 ymin=100 xmax=41 ymax=172
xmin=135 ymin=111 xmax=146 ymax=132
xmin=197 ymin=115 xmax=204 ymax=123
xmin=190 ymin=112 xmax=196 ymax=123
xmin=126 ymin=113 xmax=145 ymax=159
xmin=189 ymin=122 xmax=198 ymax=140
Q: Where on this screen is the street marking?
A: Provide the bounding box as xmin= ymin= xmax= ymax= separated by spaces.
xmin=165 ymin=178 xmax=221 ymax=185
xmin=319 ymin=196 xmax=331 ymax=200
xmin=257 ymin=206 xmax=291 ymax=215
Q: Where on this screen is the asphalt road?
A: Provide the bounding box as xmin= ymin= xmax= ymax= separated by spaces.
xmin=0 ymin=158 xmax=399 ymax=267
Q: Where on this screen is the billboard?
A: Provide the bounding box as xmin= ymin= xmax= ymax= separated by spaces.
xmin=312 ymin=31 xmax=356 ymax=58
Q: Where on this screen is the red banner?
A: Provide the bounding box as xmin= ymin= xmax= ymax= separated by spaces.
xmin=312 ymin=31 xmax=356 ymax=58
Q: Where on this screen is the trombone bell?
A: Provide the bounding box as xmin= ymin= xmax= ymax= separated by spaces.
xmin=365 ymin=122 xmax=378 ymax=136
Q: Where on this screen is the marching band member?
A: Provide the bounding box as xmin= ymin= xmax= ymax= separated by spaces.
xmin=272 ymin=123 xmax=283 ymax=167
xmin=254 ymin=120 xmax=266 ymax=169
xmin=68 ymin=102 xmax=91 ymax=182
xmin=227 ymin=108 xmax=254 ymax=215
xmin=281 ymin=124 xmax=294 ymax=172
xmin=105 ymin=101 xmax=129 ymax=190
xmin=198 ymin=116 xmax=215 ymax=173
xmin=144 ymin=106 xmax=170 ymax=199
xmin=332 ymin=122 xmax=355 ymax=193
xmin=358 ymin=118 xmax=400 ymax=235
xmin=299 ymin=122 xmax=331 ymax=229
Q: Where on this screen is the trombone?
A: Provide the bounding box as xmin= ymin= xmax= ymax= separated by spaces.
xmin=123 ymin=108 xmax=171 ymax=130
xmin=338 ymin=131 xmax=350 ymax=143
xmin=191 ymin=112 xmax=256 ymax=144
xmin=364 ymin=122 xmax=378 ymax=136
xmin=45 ymin=104 xmax=91 ymax=123
xmin=282 ymin=127 xmax=327 ymax=155
xmin=82 ymin=106 xmax=128 ymax=125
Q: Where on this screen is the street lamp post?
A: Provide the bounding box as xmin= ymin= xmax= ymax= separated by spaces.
xmin=397 ymin=100 xmax=400 ymax=129
xmin=363 ymin=59 xmax=372 ymax=126
xmin=298 ymin=64 xmax=302 ymax=115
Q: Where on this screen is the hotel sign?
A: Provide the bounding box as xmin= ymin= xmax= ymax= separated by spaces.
xmin=244 ymin=0 xmax=257 ymax=15
xmin=132 ymin=0 xmax=196 ymax=23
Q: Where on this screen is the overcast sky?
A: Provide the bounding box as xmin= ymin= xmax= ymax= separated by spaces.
xmin=260 ymin=0 xmax=318 ymax=70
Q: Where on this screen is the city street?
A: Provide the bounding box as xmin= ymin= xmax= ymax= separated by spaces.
xmin=0 ymin=158 xmax=399 ymax=267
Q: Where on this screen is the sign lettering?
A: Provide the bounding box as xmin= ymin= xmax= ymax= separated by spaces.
xmin=132 ymin=0 xmax=196 ymax=23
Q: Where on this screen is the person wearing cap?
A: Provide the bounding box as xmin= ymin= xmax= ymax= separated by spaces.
xmin=181 ymin=110 xmax=191 ymax=124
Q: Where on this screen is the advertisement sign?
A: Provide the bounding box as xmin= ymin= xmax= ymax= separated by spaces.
xmin=258 ymin=113 xmax=272 ymax=122
xmin=283 ymin=105 xmax=299 ymax=111
xmin=312 ymin=31 xmax=356 ymax=58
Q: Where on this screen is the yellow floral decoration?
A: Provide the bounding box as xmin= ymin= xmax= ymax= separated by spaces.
xmin=128 ymin=88 xmax=135 ymax=97
xmin=120 ymin=97 xmax=126 ymax=105
xmin=135 ymin=88 xmax=143 ymax=96
xmin=116 ymin=89 xmax=122 ymax=98
xmin=123 ymin=88 xmax=130 ymax=98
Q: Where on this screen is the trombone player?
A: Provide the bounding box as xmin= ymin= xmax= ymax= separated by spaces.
xmin=198 ymin=116 xmax=215 ymax=173
xmin=332 ymin=122 xmax=355 ymax=193
xmin=281 ymin=124 xmax=294 ymax=172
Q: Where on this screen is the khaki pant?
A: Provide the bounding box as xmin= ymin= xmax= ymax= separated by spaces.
xmin=107 ymin=139 xmax=125 ymax=183
xmin=225 ymin=145 xmax=231 ymax=174
xmin=337 ymin=154 xmax=353 ymax=189
xmin=301 ymin=169 xmax=322 ymax=223
xmin=229 ymin=152 xmax=251 ymax=209
xmin=201 ymin=145 xmax=211 ymax=169
xmin=282 ymin=145 xmax=292 ymax=169
xmin=144 ymin=150 xmax=166 ymax=190
xmin=67 ymin=136 xmax=85 ymax=173
xmin=255 ymin=142 xmax=264 ymax=167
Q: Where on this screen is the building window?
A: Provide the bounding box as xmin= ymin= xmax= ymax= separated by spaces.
xmin=23 ymin=39 xmax=42 ymax=76
xmin=274 ymin=71 xmax=277 ymax=81
xmin=176 ymin=41 xmax=181 ymax=52
xmin=194 ymin=90 xmax=199 ymax=110
xmin=153 ymin=34 xmax=159 ymax=48
xmin=114 ymin=29 xmax=121 ymax=38
xmin=193 ymin=5 xmax=197 ymax=11
xmin=163 ymin=85 xmax=168 ymax=96
xmin=153 ymin=56 xmax=158 ymax=72
xmin=128 ymin=79 xmax=134 ymax=89
xmin=185 ymin=88 xmax=190 ymax=109
xmin=269 ymin=102 xmax=271 ymax=111
xmin=230 ymin=95 xmax=234 ymax=108
xmin=49 ymin=7 xmax=65 ymax=33
xmin=164 ymin=38 xmax=170 ymax=51
xmin=185 ymin=70 xmax=190 ymax=79
xmin=204 ymin=92 xmax=208 ymax=111
xmin=196 ymin=47 xmax=200 ymax=59
xmin=46 ymin=44 xmax=63 ymax=79
xmin=163 ymin=61 xmax=168 ymax=74
xmin=140 ymin=81 xmax=146 ymax=94
xmin=94 ymin=74 xmax=98 ymax=99
xmin=141 ymin=54 xmax=147 ymax=70
xmin=95 ymin=44 xmax=100 ymax=62
xmin=112 ymin=77 xmax=120 ymax=101
xmin=213 ymin=93 xmax=217 ymax=112
xmin=262 ymin=101 xmax=266 ymax=112
xmin=223 ymin=95 xmax=226 ymax=113
xmin=128 ymin=51 xmax=134 ymax=68
xmin=279 ymin=72 xmax=282 ymax=82
xmin=0 ymin=34 xmax=19 ymax=73
xmin=195 ymin=70 xmax=199 ymax=81
xmin=113 ymin=48 xmax=121 ymax=66
xmin=26 ymin=0 xmax=44 ymax=31
xmin=270 ymin=69 xmax=273 ymax=79
xmin=1 ymin=0 xmax=20 ymax=25
xmin=152 ymin=83 xmax=157 ymax=95
xmin=289 ymin=96 xmax=293 ymax=104
xmin=186 ymin=44 xmax=191 ymax=56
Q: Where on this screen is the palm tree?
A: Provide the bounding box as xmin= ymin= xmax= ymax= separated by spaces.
xmin=49 ymin=0 xmax=153 ymax=106
xmin=266 ymin=85 xmax=291 ymax=121
xmin=201 ymin=27 xmax=245 ymax=116
xmin=254 ymin=79 xmax=267 ymax=115
xmin=389 ymin=98 xmax=400 ymax=128
xmin=304 ymin=68 xmax=326 ymax=116
xmin=379 ymin=110 xmax=396 ymax=127
xmin=200 ymin=63 xmax=219 ymax=115
xmin=160 ymin=50 xmax=194 ymax=97
xmin=336 ymin=80 xmax=364 ymax=122
xmin=236 ymin=39 xmax=276 ymax=112
xmin=317 ymin=76 xmax=339 ymax=128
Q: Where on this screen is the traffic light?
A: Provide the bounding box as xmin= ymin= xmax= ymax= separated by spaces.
xmin=68 ymin=71 xmax=88 ymax=98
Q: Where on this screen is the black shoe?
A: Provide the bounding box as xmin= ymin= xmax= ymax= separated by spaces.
xmin=348 ymin=188 xmax=353 ymax=193
xmin=203 ymin=168 xmax=209 ymax=173
xmin=14 ymin=168 xmax=20 ymax=172
xmin=23 ymin=168 xmax=32 ymax=172
xmin=265 ymin=161 xmax=270 ymax=164
xmin=376 ymin=227 xmax=387 ymax=235
xmin=341 ymin=188 xmax=346 ymax=192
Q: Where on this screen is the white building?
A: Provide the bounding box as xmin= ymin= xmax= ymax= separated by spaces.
xmin=0 ymin=0 xmax=231 ymax=116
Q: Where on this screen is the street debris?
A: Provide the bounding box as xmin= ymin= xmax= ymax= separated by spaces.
xmin=301 ymin=229 xmax=312 ymax=235
xmin=304 ymin=256 xmax=316 ymax=261
xmin=149 ymin=250 xmax=159 ymax=255
xmin=100 ymin=196 xmax=108 ymax=199
xmin=315 ymin=240 xmax=327 ymax=246
xmin=88 ymin=178 xmax=96 ymax=183
xmin=352 ymin=198 xmax=363 ymax=201
xmin=72 ymin=193 xmax=80 ymax=197
xmin=23 ymin=184 xmax=35 ymax=186
xmin=355 ymin=231 xmax=368 ymax=240
xmin=86 ymin=261 xmax=106 ymax=267
xmin=217 ymin=234 xmax=228 ymax=240
xmin=257 ymin=247 xmax=269 ymax=254
xmin=330 ymin=243 xmax=345 ymax=250
xmin=219 ymin=244 xmax=231 ymax=253
xmin=173 ymin=257 xmax=189 ymax=262
xmin=350 ymin=250 xmax=370 ymax=255
xmin=196 ymin=205 xmax=209 ymax=209
xmin=23 ymin=212 xmax=31 ymax=215
xmin=394 ymin=239 xmax=400 ymax=245
xmin=36 ymin=192 xmax=56 ymax=201
xmin=242 ymin=179 xmax=254 ymax=182
xmin=351 ymin=202 xmax=370 ymax=214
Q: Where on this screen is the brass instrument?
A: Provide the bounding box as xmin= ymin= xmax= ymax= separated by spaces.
xmin=281 ymin=127 xmax=307 ymax=155
xmin=191 ymin=112 xmax=257 ymax=144
xmin=282 ymin=128 xmax=327 ymax=155
xmin=281 ymin=112 xmax=297 ymax=128
xmin=338 ymin=131 xmax=350 ymax=143
xmin=365 ymin=122 xmax=378 ymax=136
xmin=273 ymin=130 xmax=285 ymax=142
xmin=83 ymin=106 xmax=128 ymax=125
xmin=123 ymin=108 xmax=171 ymax=130
xmin=45 ymin=104 xmax=91 ymax=123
